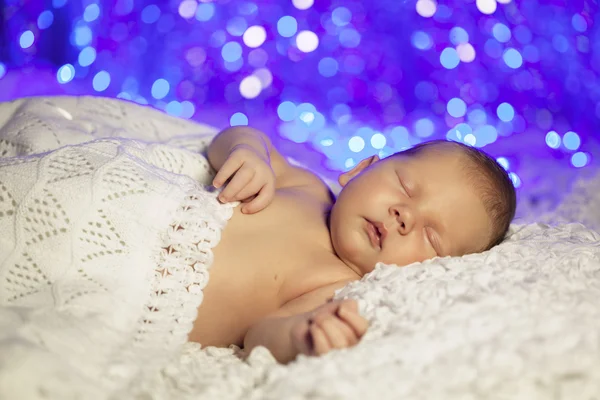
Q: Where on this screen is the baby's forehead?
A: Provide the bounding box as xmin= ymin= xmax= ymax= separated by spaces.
xmin=395 ymin=145 xmax=470 ymax=171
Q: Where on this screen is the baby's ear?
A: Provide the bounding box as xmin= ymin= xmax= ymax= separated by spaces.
xmin=338 ymin=155 xmax=380 ymax=187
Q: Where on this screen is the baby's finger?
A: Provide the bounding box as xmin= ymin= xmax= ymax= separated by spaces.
xmin=336 ymin=305 xmax=369 ymax=338
xmin=310 ymin=324 xmax=331 ymax=356
xmin=219 ymin=167 xmax=255 ymax=201
xmin=213 ymin=157 xmax=243 ymax=188
xmin=233 ymin=177 xmax=264 ymax=202
xmin=242 ymin=183 xmax=274 ymax=214
xmin=314 ymin=316 xmax=351 ymax=349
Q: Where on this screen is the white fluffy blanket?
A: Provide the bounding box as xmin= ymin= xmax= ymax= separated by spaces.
xmin=1 ymin=96 xmax=599 ymax=400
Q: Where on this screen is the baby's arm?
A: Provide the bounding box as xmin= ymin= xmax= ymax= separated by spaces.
xmin=207 ymin=127 xmax=333 ymax=211
xmin=244 ymin=284 xmax=369 ymax=364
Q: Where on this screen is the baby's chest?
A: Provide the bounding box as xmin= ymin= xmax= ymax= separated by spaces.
xmin=210 ymin=191 xmax=333 ymax=301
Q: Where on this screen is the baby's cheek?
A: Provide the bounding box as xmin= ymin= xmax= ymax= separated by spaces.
xmin=384 ymin=239 xmax=431 ymax=266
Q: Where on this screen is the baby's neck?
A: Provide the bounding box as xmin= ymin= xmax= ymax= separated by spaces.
xmin=322 ymin=207 xmax=364 ymax=280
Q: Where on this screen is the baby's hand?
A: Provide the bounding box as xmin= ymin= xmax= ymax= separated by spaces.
xmin=290 ymin=299 xmax=369 ymax=358
xmin=213 ymin=144 xmax=276 ymax=214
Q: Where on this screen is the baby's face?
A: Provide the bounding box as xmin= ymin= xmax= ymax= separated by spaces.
xmin=329 ymin=147 xmax=492 ymax=276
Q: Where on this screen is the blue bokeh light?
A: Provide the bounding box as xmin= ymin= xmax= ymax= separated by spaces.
xmin=318 ymin=57 xmax=339 ymax=77
xmin=412 ymin=31 xmax=433 ymax=50
xmin=572 ymin=14 xmax=588 ymax=32
xmin=52 ymin=0 xmax=67 ymax=8
xmin=545 ymin=131 xmax=561 ymax=149
xmin=446 ymin=122 xmax=473 ymax=141
xmin=151 ymin=78 xmax=170 ymax=99
xmin=165 ymin=101 xmax=182 ymax=117
xmin=484 ymin=39 xmax=503 ymax=58
xmin=142 ymin=5 xmax=161 ymax=23
xmin=571 ymin=152 xmax=588 ymax=168
xmin=277 ymin=16 xmax=298 ymax=37
xmin=497 ymin=102 xmax=515 ymax=122
xmin=221 ymin=42 xmax=243 ymax=62
xmin=78 ymin=47 xmax=97 ymax=67
xmin=415 ymin=118 xmax=435 ymax=137
xmin=37 ymin=11 xmax=54 ymax=29
xmin=84 ymin=4 xmax=101 ymax=22
xmin=332 ymin=7 xmax=352 ymax=26
xmin=277 ymin=101 xmax=297 ymax=121
xmin=447 ymin=98 xmax=467 ymax=117
xmin=230 ymin=112 xmax=249 ymax=126
xmin=226 ymin=17 xmax=248 ymax=37
xmin=19 ymin=31 xmax=35 ymax=49
xmin=492 ymin=23 xmax=511 ymax=43
xmin=196 ymin=3 xmax=215 ymax=21
xmin=476 ymin=125 xmax=498 ymax=146
xmin=514 ymin=25 xmax=532 ymax=44
xmin=74 ymin=25 xmax=93 ymax=47
xmin=440 ymin=48 xmax=460 ymax=69
xmin=563 ymin=131 xmax=581 ymax=150
xmin=468 ymin=108 xmax=487 ymax=125
xmin=0 ymin=63 xmax=6 ymax=79
xmin=92 ymin=70 xmax=111 ymax=91
xmin=449 ymin=27 xmax=469 ymax=45
xmin=552 ymin=34 xmax=569 ymax=53
xmin=210 ymin=30 xmax=227 ymax=47
xmin=339 ymin=28 xmax=361 ymax=48
xmin=503 ymin=48 xmax=523 ymax=69
xmin=57 ymin=64 xmax=75 ymax=83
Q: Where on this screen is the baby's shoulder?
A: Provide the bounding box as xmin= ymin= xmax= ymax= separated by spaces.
xmin=276 ymin=166 xmax=335 ymax=205
xmin=268 ymin=146 xmax=334 ymax=204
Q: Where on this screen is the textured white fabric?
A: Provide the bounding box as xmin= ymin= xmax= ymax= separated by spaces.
xmin=0 ymin=96 xmax=236 ymax=399
xmin=1 ymin=96 xmax=599 ymax=400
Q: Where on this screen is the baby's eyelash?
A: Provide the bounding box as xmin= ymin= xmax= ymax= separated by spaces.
xmin=425 ymin=228 xmax=439 ymax=255
xmin=399 ymin=178 xmax=410 ymax=197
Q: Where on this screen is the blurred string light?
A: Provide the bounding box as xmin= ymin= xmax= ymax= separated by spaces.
xmin=38 ymin=11 xmax=54 ymax=29
xmin=0 ymin=0 xmax=596 ymax=187
xmin=19 ymin=31 xmax=35 ymax=49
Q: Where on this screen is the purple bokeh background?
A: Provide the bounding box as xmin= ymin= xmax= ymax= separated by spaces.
xmin=0 ymin=0 xmax=599 ymax=219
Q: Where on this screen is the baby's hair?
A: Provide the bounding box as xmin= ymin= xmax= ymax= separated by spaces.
xmin=397 ymin=140 xmax=517 ymax=251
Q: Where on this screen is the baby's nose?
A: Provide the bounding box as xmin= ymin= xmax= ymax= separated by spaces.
xmin=389 ymin=204 xmax=415 ymax=234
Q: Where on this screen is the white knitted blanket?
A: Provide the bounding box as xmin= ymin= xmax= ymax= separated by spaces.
xmin=0 ymin=96 xmax=236 ymax=399
xmin=1 ymin=96 xmax=599 ymax=400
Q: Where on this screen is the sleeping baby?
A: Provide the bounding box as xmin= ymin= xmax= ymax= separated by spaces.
xmin=187 ymin=126 xmax=516 ymax=364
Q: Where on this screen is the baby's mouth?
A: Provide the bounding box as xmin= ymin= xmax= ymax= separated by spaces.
xmin=365 ymin=220 xmax=382 ymax=249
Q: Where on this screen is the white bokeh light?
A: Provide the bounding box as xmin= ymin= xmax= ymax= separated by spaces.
xmin=457 ymin=43 xmax=476 ymax=62
xmin=239 ymin=75 xmax=262 ymax=99
xmin=348 ymin=136 xmax=365 ymax=152
xmin=497 ymin=0 xmax=511 ymax=3
xmin=243 ymin=25 xmax=267 ymax=48
xmin=416 ymin=0 xmax=437 ymax=18
xmin=476 ymin=0 xmax=498 ymax=14
xmin=296 ymin=30 xmax=319 ymax=53
xmin=464 ymin=133 xmax=477 ymax=146
xmin=178 ymin=0 xmax=197 ymax=19
xmin=292 ymin=0 xmax=314 ymax=10
xmin=370 ymin=133 xmax=387 ymax=149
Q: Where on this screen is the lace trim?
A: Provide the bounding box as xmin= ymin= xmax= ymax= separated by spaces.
xmin=105 ymin=183 xmax=236 ymax=387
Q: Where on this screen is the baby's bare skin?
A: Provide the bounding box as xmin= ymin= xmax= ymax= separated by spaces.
xmin=186 ymin=126 xmax=492 ymax=363
xmin=188 ymin=184 xmax=358 ymax=348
